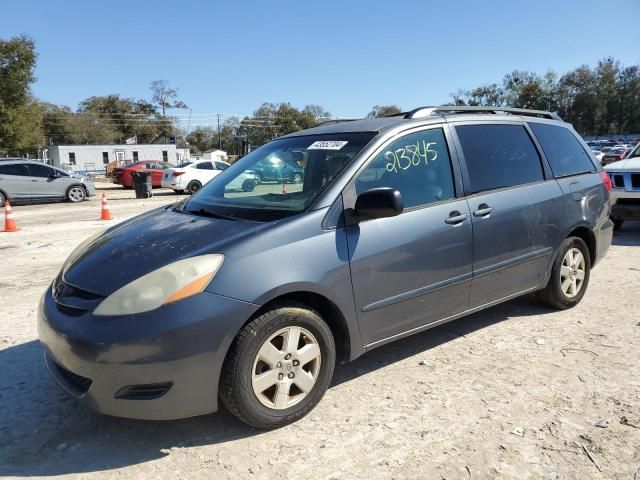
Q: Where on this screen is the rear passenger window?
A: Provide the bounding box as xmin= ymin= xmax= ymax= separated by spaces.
xmin=456 ymin=124 xmax=544 ymax=194
xmin=355 ymin=128 xmax=455 ymax=209
xmin=0 ymin=164 xmax=29 ymax=176
xmin=529 ymin=123 xmax=595 ymax=177
xmin=196 ymin=162 xmax=214 ymax=170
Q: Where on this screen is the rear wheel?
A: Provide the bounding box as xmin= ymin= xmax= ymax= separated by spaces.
xmin=538 ymin=237 xmax=590 ymax=310
xmin=187 ymin=180 xmax=202 ymax=195
xmin=66 ymin=186 xmax=86 ymax=203
xmin=612 ymin=217 xmax=624 ymax=231
xmin=220 ymin=304 xmax=336 ymax=429
xmin=0 ymin=191 xmax=5 ymax=205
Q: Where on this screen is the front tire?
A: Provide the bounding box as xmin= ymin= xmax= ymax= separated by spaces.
xmin=538 ymin=237 xmax=591 ymax=310
xmin=220 ymin=304 xmax=336 ymax=430
xmin=242 ymin=179 xmax=257 ymax=192
xmin=0 ymin=190 xmax=5 ymax=205
xmin=66 ymin=186 xmax=86 ymax=203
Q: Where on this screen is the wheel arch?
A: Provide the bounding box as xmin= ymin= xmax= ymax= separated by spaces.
xmin=229 ymin=290 xmax=353 ymax=365
xmin=566 ymin=224 xmax=596 ymax=265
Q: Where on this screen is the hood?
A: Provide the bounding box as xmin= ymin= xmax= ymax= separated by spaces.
xmin=62 ymin=205 xmax=268 ymax=296
xmin=604 ymin=157 xmax=640 ymax=172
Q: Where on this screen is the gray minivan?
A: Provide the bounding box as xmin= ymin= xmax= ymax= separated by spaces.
xmin=0 ymin=159 xmax=96 ymax=204
xmin=38 ymin=107 xmax=613 ymax=429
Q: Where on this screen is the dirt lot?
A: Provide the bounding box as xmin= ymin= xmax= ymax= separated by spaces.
xmin=1 ymin=184 xmax=639 ymax=479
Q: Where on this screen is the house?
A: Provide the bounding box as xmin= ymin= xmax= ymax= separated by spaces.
xmin=203 ymin=149 xmax=228 ymax=163
xmin=46 ymin=144 xmax=180 ymax=173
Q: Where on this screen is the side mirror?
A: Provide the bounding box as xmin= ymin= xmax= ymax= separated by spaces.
xmin=354 ymin=188 xmax=403 ymax=220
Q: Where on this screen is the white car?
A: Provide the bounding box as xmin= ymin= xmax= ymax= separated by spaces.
xmin=162 ymin=160 xmax=230 ymax=194
xmin=162 ymin=160 xmax=259 ymax=194
xmin=604 ymin=143 xmax=640 ymax=230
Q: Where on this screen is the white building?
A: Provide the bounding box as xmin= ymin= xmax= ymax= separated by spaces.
xmin=46 ymin=144 xmax=180 ymax=173
xmin=203 ymin=149 xmax=228 ymax=162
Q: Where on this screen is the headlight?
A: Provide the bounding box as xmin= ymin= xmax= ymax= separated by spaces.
xmin=93 ymin=254 xmax=224 ymax=316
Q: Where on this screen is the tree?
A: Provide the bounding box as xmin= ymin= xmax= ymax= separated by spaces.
xmin=0 ymin=35 xmax=42 ymax=156
xmin=150 ymin=80 xmax=188 ymax=115
xmin=367 ymin=105 xmax=402 ymax=118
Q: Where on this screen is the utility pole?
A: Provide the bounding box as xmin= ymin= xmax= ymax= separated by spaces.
xmin=217 ymin=113 xmax=222 ymax=150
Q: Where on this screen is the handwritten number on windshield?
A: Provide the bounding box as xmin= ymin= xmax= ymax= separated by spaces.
xmin=385 ymin=141 xmax=438 ymax=174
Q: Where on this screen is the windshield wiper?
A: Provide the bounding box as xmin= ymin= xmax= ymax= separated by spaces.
xmin=186 ymin=208 xmax=238 ymax=221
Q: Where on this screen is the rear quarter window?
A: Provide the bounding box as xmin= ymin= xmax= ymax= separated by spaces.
xmin=529 ymin=123 xmax=595 ymax=177
xmin=0 ymin=164 xmax=29 ymax=176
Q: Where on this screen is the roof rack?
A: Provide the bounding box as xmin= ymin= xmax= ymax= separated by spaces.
xmin=404 ymin=106 xmax=562 ymax=121
xmin=315 ymin=118 xmax=359 ymax=127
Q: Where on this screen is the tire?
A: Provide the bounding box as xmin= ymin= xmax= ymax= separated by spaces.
xmin=220 ymin=304 xmax=336 ymax=430
xmin=255 ymin=173 xmax=263 ymax=184
xmin=0 ymin=190 xmax=5 ymax=206
xmin=187 ymin=180 xmax=202 ymax=195
xmin=242 ymin=179 xmax=257 ymax=192
xmin=538 ymin=237 xmax=591 ymax=310
xmin=612 ymin=217 xmax=624 ymax=231
xmin=66 ymin=185 xmax=86 ymax=203
xmin=291 ymin=173 xmax=303 ymax=184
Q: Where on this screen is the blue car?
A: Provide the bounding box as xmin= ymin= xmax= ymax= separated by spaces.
xmin=39 ymin=106 xmax=613 ymax=429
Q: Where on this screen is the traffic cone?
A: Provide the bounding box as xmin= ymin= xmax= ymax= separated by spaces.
xmin=100 ymin=193 xmax=112 ymax=220
xmin=2 ymin=201 xmax=20 ymax=232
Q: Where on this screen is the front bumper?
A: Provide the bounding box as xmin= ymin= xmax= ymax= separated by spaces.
xmin=85 ymin=182 xmax=96 ymax=197
xmin=38 ymin=286 xmax=259 ymax=420
xmin=609 ymin=189 xmax=640 ymax=220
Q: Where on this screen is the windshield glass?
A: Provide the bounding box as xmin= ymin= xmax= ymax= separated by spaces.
xmin=185 ymin=132 xmax=376 ymax=221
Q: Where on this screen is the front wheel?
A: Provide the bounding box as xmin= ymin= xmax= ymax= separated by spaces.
xmin=220 ymin=305 xmax=336 ymax=429
xmin=538 ymin=237 xmax=591 ymax=310
xmin=67 ymin=186 xmax=86 ymax=203
xmin=242 ymin=179 xmax=257 ymax=192
xmin=187 ymin=180 xmax=202 ymax=195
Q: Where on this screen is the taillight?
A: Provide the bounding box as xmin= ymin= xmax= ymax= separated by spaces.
xmin=599 ymin=171 xmax=612 ymax=191
xmin=172 ymin=172 xmax=185 ymax=177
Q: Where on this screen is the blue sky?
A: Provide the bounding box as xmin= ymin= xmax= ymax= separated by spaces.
xmin=2 ymin=0 xmax=639 ymax=119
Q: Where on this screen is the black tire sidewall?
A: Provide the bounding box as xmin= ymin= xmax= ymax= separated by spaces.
xmin=242 ymin=179 xmax=256 ymax=192
xmin=187 ymin=181 xmax=201 ymax=194
xmin=548 ymin=237 xmax=591 ymax=308
xmin=222 ymin=306 xmax=336 ymax=429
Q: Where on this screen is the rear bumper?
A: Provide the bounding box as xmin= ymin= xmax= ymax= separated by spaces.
xmin=38 ymin=287 xmax=259 ymax=420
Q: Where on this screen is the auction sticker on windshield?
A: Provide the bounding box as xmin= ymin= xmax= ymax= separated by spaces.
xmin=307 ymin=140 xmax=348 ymax=150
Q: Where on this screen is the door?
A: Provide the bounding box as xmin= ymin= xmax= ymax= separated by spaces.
xmin=0 ymin=163 xmax=31 ymax=200
xmin=453 ymin=123 xmax=564 ymax=307
xmin=195 ymin=161 xmax=219 ymax=184
xmin=27 ymin=163 xmax=65 ymax=199
xmin=149 ymin=162 xmax=166 ymax=186
xmin=345 ymin=127 xmax=473 ymax=346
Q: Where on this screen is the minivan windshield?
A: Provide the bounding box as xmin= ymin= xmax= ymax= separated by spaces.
xmin=185 ymin=132 xmax=376 ymax=221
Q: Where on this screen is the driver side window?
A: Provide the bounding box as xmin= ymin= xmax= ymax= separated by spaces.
xmin=355 ymin=128 xmax=455 ymax=209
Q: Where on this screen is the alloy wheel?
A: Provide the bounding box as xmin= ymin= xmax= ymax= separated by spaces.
xmin=68 ymin=187 xmax=85 ymax=202
xmin=251 ymin=326 xmax=321 ymax=410
xmin=560 ymin=247 xmax=585 ymax=298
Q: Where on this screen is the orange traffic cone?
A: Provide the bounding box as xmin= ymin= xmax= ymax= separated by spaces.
xmin=100 ymin=193 xmax=112 ymax=220
xmin=2 ymin=201 xmax=20 ymax=232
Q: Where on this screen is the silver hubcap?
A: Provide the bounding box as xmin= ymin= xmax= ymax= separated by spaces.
xmin=69 ymin=187 xmax=84 ymax=201
xmin=560 ymin=248 xmax=585 ymax=298
xmin=252 ymin=326 xmax=321 ymax=410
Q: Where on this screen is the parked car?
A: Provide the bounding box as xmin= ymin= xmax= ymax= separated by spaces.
xmin=601 ymin=146 xmax=632 ymax=166
xmin=604 ymin=143 xmax=640 ymax=230
xmin=111 ymin=161 xmax=171 ymax=188
xmin=161 ymin=160 xmax=233 ymax=194
xmin=0 ymin=159 xmax=95 ymax=204
xmin=591 ymin=149 xmax=604 ymax=163
xmin=39 ymin=106 xmax=612 ymax=429
xmin=252 ymin=155 xmax=304 ymax=184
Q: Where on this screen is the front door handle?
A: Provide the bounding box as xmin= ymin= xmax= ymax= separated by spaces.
xmin=473 ymin=203 xmax=494 ymax=217
xmin=445 ymin=211 xmax=469 ymax=225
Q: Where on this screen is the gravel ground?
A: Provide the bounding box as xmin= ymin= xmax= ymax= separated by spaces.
xmin=1 ymin=184 xmax=639 ymax=480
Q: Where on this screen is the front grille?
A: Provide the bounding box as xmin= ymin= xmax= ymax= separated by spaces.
xmin=52 ymin=360 xmax=92 ymax=395
xmin=612 ymin=174 xmax=625 ymax=188
xmin=114 ymin=382 xmax=173 ymax=400
xmin=632 ymin=174 xmax=640 ymax=189
xmin=53 ymin=275 xmax=104 ymax=314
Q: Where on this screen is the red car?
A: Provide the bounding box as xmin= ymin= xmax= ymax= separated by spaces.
xmin=111 ymin=161 xmax=171 ymax=188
